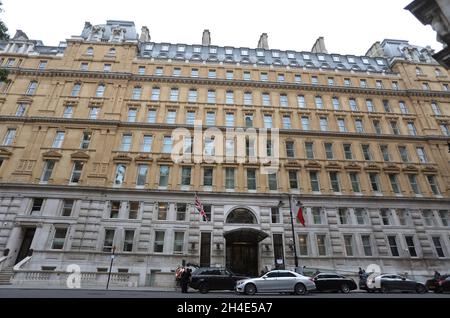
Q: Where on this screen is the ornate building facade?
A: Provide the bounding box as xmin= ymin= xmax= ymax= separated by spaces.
xmin=0 ymin=20 xmax=449 ymax=287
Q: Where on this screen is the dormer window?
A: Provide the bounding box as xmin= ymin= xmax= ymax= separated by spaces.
xmin=332 ymin=56 xmax=340 ymax=62
xmin=177 ymin=46 xmax=185 ymax=52
xmin=317 ymin=55 xmax=325 ymax=61
xmin=224 ymin=48 xmax=233 ymax=55
xmin=256 ymin=50 xmax=264 ymax=57
xmin=193 ymin=46 xmax=201 ymax=53
xmin=287 ymin=52 xmax=295 ymax=59
xmin=145 ymin=44 xmax=153 ymax=50
xmin=376 ymin=59 xmax=384 ymax=66
xmin=303 ymin=54 xmax=310 ymax=60
xmin=209 ymin=47 xmax=217 ymax=54
xmin=347 ymin=57 xmax=355 ymax=63
xmin=272 ymin=51 xmax=280 ymax=58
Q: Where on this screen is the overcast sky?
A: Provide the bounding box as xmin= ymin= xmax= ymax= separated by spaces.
xmin=1 ymin=0 xmax=442 ymax=56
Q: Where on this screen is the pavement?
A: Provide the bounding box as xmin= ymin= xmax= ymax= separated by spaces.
xmin=0 ymin=286 xmax=449 ymax=298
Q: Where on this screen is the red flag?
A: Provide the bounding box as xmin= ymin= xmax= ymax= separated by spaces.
xmin=194 ymin=193 xmax=208 ymax=222
xmin=297 ymin=206 xmax=305 ymax=226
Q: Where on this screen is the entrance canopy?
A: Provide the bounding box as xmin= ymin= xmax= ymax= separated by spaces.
xmin=224 ymin=228 xmax=268 ymax=243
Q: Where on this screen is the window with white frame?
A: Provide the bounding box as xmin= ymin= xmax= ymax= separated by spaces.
xmin=3 ymin=128 xmax=16 ymax=146
xmin=154 ymin=231 xmax=165 ymax=253
xmin=151 ymin=87 xmax=160 ymax=101
xmin=52 ymin=228 xmax=68 ymax=250
xmin=41 ymin=160 xmax=55 ymax=182
xmin=120 ymin=134 xmax=132 ymax=151
xmin=159 ymin=166 xmax=170 ymax=186
xmin=70 ymin=161 xmax=84 ymax=184
xmin=147 ymin=109 xmax=157 ymax=123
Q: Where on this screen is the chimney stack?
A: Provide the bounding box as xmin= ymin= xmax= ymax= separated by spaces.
xmin=202 ymin=29 xmax=211 ymax=46
xmin=311 ymin=36 xmax=328 ymax=54
xmin=257 ymin=33 xmax=269 ymax=50
xmin=139 ymin=26 xmax=151 ymax=42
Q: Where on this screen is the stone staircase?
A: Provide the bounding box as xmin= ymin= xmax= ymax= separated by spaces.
xmin=0 ymin=267 xmax=14 ymax=285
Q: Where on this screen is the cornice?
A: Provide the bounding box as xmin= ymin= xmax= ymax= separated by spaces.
xmin=5 ymin=67 xmax=450 ymax=98
xmin=0 ymin=115 xmax=449 ymax=142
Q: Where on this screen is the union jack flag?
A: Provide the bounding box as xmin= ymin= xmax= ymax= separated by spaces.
xmin=194 ymin=193 xmax=208 ymax=222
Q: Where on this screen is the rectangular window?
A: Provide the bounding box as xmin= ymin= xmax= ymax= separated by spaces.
xmin=337 ymin=119 xmax=347 ymax=132
xmin=207 ymin=90 xmax=216 ymax=104
xmin=30 ymin=198 xmax=44 ymax=215
xmin=431 ymin=102 xmax=442 ymax=115
xmin=349 ymin=172 xmax=361 ymax=192
xmin=208 ymin=69 xmax=216 ymax=79
xmin=263 ymin=114 xmax=272 ymax=128
xmin=95 ymin=84 xmax=105 ymax=98
xmin=155 ymin=203 xmax=169 ymax=221
xmin=203 ymin=168 xmax=213 ymax=187
xmin=181 ymin=167 xmax=192 ymax=186
xmin=305 ymin=142 xmax=314 ymax=159
xmin=61 ymin=199 xmax=74 ymax=217
xmin=188 ymin=89 xmax=197 ymax=103
xmin=226 ymin=71 xmax=234 ymax=80
xmin=344 ymin=235 xmax=354 ymax=256
xmin=206 ymin=112 xmax=216 ymax=126
xmin=127 ymin=108 xmax=138 ymax=122
xmin=369 ymin=173 xmax=381 ymax=192
xmin=52 ymin=228 xmax=68 ymax=250
xmin=80 ymin=63 xmax=88 ymax=71
xmin=247 ymin=169 xmax=256 ymax=190
xmin=225 ymin=113 xmax=234 ymax=127
xmin=173 ymin=68 xmax=181 ymax=77
xmin=366 ymin=99 xmax=375 ymax=112
xmin=390 ymin=121 xmax=400 ymax=135
xmin=2 ymin=129 xmax=16 ymax=146
xmin=427 ymin=175 xmax=440 ymax=195
xmin=294 ymin=74 xmax=302 ymax=84
xmin=163 ymin=136 xmax=172 ymax=153
xmin=268 ymin=173 xmax=277 ymax=190
xmin=343 ymin=144 xmax=353 ymax=160
xmin=301 ymin=117 xmax=310 ymax=130
xmin=176 ymin=204 xmax=187 ymax=221
xmin=398 ymin=146 xmax=409 ymax=163
xmin=297 ymin=95 xmax=306 ymax=108
xmin=360 ymin=79 xmax=367 ymax=88
xmin=170 ymin=88 xmax=179 ymax=102
xmin=89 ymin=107 xmax=99 ymax=119
xmin=380 ymin=145 xmax=390 ymax=162
xmin=315 ymin=96 xmax=323 ymax=109
xmin=114 ymin=164 xmax=126 ymax=186
xmin=41 ymin=160 xmax=55 ymax=182
xmin=15 ymin=103 xmax=27 ymax=117
xmin=280 ymin=94 xmax=288 ymax=107
xmin=120 ymin=134 xmax=132 ymax=152
xmin=432 ymin=236 xmax=445 ymax=257
xmin=298 ymin=234 xmax=308 ymax=256
xmin=277 ymin=74 xmax=285 ymax=82
xmin=329 ymin=172 xmax=341 ymax=192
xmin=389 ymin=174 xmax=401 ymax=194
xmin=245 ymin=114 xmax=253 ymax=128
xmin=373 ymin=120 xmax=382 ymax=134
xmin=316 ymin=234 xmax=327 ymax=256
xmin=355 ymin=209 xmax=366 ymax=225
xmin=191 ymin=68 xmax=198 ymax=78
xmin=154 ymin=231 xmax=165 ymax=253
xmin=361 ymin=235 xmax=372 ymax=256
xmin=141 ymin=135 xmax=153 ymax=153
xmin=166 ymin=110 xmax=176 ymax=124
xmin=399 ymin=101 xmax=408 ymax=114
xmin=243 ymin=71 xmax=251 ymax=81
xmin=423 ymin=210 xmax=435 ymax=226
xmin=282 ymin=116 xmax=291 ymax=129
xmin=361 ymin=144 xmax=372 ymax=160
xmin=311 ymin=76 xmax=318 ymax=85
xmin=408 ymin=174 xmax=421 ymax=195
xmin=349 ymin=98 xmax=358 ymax=111
xmin=310 ymin=172 xmax=320 ymax=192
xmin=288 ymin=171 xmax=298 ymax=189
xmin=123 ymin=230 xmax=135 ymax=252
xmin=138 ymin=66 xmax=145 ymax=75
xmin=286 ymin=141 xmax=295 ymax=158
xmin=328 ymin=77 xmax=334 ymax=86
xmin=407 ymin=122 xmax=417 ymax=136
xmin=322 ymin=143 xmax=333 ymax=160
xmin=226 ymin=91 xmax=234 ymax=105
xmin=225 ymin=168 xmax=235 ymax=190
xmin=332 ymin=97 xmax=340 ymax=110
xmin=381 ymin=209 xmax=390 ymax=225
xmin=159 ymin=166 xmax=170 ymax=187
xmin=186 ymin=111 xmax=196 ymax=125
xmin=136 ymin=165 xmax=148 ymax=186
xmin=271 ymin=207 xmax=281 ymax=223
xmin=388 ymin=235 xmax=399 ymax=256
xmin=405 ymin=236 xmax=417 ymax=257
xmin=382 ymin=100 xmax=391 ymax=113
xmin=319 ymin=117 xmax=328 ymax=131
xmin=344 ymin=78 xmax=351 ymax=87
xmin=376 ymin=80 xmax=383 ymax=89
xmin=109 ymin=201 xmax=120 ymax=218
xmin=52 ymin=131 xmax=65 ymax=148
xmin=63 ymin=106 xmax=74 ymax=118
xmin=439 ymin=210 xmax=449 ymax=227
xmin=355 ymin=119 xmax=364 ymax=133
xmin=416 ymin=147 xmax=427 ymax=163
xmin=174 ymin=232 xmax=185 ymax=253
xmin=155 ymin=67 xmax=163 ymax=76
xmin=103 ymin=229 xmax=115 ymax=252
xmin=147 ymin=109 xmax=156 ymax=123
xmin=151 ymin=87 xmax=160 ymax=101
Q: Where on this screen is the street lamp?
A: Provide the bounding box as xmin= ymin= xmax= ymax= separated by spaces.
xmin=106 ymin=246 xmax=116 ymax=290
xmin=279 ymin=195 xmax=300 ymax=268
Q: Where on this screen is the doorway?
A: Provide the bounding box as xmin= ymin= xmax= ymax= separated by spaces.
xmin=15 ymin=228 xmax=36 ymax=264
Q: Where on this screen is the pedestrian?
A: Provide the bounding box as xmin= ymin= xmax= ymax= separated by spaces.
xmin=358 ymin=267 xmax=364 ymax=276
xmin=180 ymin=268 xmax=192 ymax=293
xmin=175 ymin=266 xmax=184 ymax=291
xmin=434 ymin=271 xmax=441 ymax=280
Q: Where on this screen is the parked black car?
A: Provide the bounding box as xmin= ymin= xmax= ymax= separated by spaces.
xmin=189 ymin=267 xmax=248 ymax=293
xmin=425 ymin=274 xmax=449 ymax=292
xmin=312 ymin=273 xmax=357 ymax=293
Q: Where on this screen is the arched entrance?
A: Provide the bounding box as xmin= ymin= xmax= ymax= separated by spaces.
xmin=224 ymin=208 xmax=268 ymax=277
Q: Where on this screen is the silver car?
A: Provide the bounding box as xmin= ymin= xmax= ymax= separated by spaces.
xmin=235 ymin=270 xmax=316 ymax=295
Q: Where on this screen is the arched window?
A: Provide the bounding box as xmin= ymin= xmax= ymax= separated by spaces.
xmin=226 ymin=208 xmax=257 ymax=224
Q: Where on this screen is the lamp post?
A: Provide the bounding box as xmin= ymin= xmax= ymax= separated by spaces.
xmin=279 ymin=195 xmax=299 ymax=268
xmin=106 ymin=246 xmax=116 ymax=290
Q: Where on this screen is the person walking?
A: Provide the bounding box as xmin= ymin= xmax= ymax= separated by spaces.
xmin=180 ymin=268 xmax=192 ymax=293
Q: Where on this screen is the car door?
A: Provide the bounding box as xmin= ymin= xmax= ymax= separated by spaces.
xmin=255 ymin=271 xmax=279 ymax=292
xmin=314 ymin=274 xmax=327 ymax=290
xmin=222 ymin=269 xmax=235 ymax=290
xmin=277 ymin=272 xmax=296 ymax=291
xmin=382 ymin=275 xmax=395 ymax=289
xmin=329 ymin=275 xmax=342 ymax=290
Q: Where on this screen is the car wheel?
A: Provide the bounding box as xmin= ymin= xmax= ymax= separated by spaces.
xmin=367 ymin=289 xmax=374 ymax=293
xmin=244 ymin=283 xmax=257 ymax=296
xmin=381 ymin=286 xmax=389 ymax=294
xmin=416 ymin=285 xmax=426 ymax=294
xmin=340 ymin=284 xmax=350 ymax=294
xmin=294 ymin=283 xmax=307 ymax=295
xmin=199 ymin=283 xmax=209 ymax=294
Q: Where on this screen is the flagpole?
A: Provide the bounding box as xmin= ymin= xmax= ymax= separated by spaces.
xmin=288 ymin=194 xmax=299 ymax=268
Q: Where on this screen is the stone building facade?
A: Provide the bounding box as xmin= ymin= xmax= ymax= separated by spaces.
xmin=0 ymin=20 xmax=449 ymax=287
